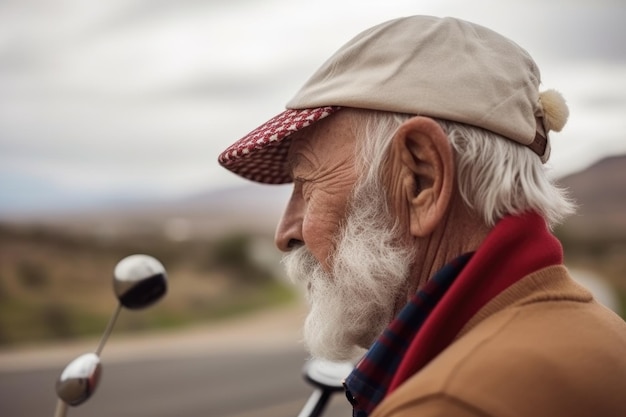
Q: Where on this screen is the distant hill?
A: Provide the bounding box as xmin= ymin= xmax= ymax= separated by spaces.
xmin=557 ymin=154 xmax=626 ymax=237
xmin=554 ymin=154 xmax=625 ymax=300
xmin=4 ymin=184 xmax=293 ymax=240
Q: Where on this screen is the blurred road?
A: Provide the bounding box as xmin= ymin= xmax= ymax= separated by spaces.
xmin=0 ymin=305 xmax=352 ymax=417
xmin=0 ymin=348 xmax=352 ymax=417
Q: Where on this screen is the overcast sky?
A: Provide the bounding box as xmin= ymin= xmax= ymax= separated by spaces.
xmin=0 ymin=0 xmax=625 ymax=211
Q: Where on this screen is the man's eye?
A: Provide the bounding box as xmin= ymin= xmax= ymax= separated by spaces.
xmin=301 ymin=184 xmax=312 ymax=201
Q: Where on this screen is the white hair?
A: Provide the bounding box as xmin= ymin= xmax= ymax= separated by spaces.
xmin=350 ymin=110 xmax=576 ymax=228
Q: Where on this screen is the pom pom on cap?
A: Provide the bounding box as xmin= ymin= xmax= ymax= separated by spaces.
xmin=540 ymin=89 xmax=569 ymax=132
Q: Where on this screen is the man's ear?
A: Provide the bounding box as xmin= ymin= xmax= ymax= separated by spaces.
xmin=391 ymin=116 xmax=455 ymax=237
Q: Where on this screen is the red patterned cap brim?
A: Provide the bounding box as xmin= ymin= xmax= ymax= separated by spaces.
xmin=218 ymin=106 xmax=341 ymax=184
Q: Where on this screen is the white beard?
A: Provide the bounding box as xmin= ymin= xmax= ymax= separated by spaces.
xmin=282 ymin=180 xmax=414 ymax=361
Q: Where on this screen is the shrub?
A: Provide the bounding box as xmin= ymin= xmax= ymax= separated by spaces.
xmin=16 ymin=259 xmax=49 ymax=289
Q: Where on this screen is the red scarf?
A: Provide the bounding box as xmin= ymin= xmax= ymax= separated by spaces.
xmin=388 ymin=211 xmax=563 ymax=392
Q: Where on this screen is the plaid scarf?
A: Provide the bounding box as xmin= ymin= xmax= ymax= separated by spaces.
xmin=343 ymin=212 xmax=563 ymax=416
xmin=343 ymin=253 xmax=472 ymax=417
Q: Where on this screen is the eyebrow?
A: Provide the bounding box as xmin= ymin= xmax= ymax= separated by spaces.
xmin=286 ymin=150 xmax=304 ymax=179
xmin=284 ymin=127 xmax=317 ymax=177
xmin=285 ymin=133 xmax=305 ymax=172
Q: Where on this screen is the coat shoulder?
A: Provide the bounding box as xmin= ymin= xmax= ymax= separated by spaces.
xmin=373 ymin=289 xmax=626 ymax=417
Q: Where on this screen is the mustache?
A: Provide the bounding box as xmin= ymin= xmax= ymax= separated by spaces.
xmin=281 ymin=245 xmax=324 ymax=285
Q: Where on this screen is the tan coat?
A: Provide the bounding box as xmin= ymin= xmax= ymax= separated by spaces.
xmin=372 ymin=265 xmax=626 ymax=417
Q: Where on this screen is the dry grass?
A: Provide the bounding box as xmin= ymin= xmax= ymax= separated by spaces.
xmin=0 ymin=224 xmax=295 ymax=347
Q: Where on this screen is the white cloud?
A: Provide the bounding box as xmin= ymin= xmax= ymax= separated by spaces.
xmin=0 ymin=0 xmax=624 ymax=210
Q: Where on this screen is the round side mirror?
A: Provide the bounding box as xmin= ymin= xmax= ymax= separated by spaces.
xmin=113 ymin=254 xmax=167 ymax=309
xmin=56 ymin=353 xmax=102 ymax=406
xmin=304 ymin=359 xmax=354 ymax=391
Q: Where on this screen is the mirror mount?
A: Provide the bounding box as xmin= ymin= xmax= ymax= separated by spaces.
xmin=53 ymin=254 xmax=167 ymax=417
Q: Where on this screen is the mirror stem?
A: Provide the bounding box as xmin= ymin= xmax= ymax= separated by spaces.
xmin=95 ymin=303 xmax=122 ymax=356
xmin=297 ymin=388 xmax=332 ymax=417
xmin=54 ymin=399 xmax=68 ymax=417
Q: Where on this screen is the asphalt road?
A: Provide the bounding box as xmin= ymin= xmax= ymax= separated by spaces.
xmin=0 ymin=347 xmax=352 ymax=417
xmin=0 ymin=306 xmax=353 ymax=417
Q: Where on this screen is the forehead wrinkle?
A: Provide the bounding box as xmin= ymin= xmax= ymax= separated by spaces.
xmin=285 ymin=110 xmax=357 ymax=180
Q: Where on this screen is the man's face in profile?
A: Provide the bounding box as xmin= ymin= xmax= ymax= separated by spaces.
xmin=276 ymin=112 xmax=413 ymax=361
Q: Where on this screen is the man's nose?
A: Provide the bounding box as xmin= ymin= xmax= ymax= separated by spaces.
xmin=275 ymin=188 xmax=305 ymax=252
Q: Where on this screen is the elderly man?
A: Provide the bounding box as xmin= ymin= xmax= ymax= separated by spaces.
xmin=218 ymin=16 xmax=626 ymax=417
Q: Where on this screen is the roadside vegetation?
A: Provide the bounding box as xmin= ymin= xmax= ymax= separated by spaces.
xmin=0 ymin=223 xmax=295 ymax=347
xmin=556 ymin=226 xmax=626 ymax=318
